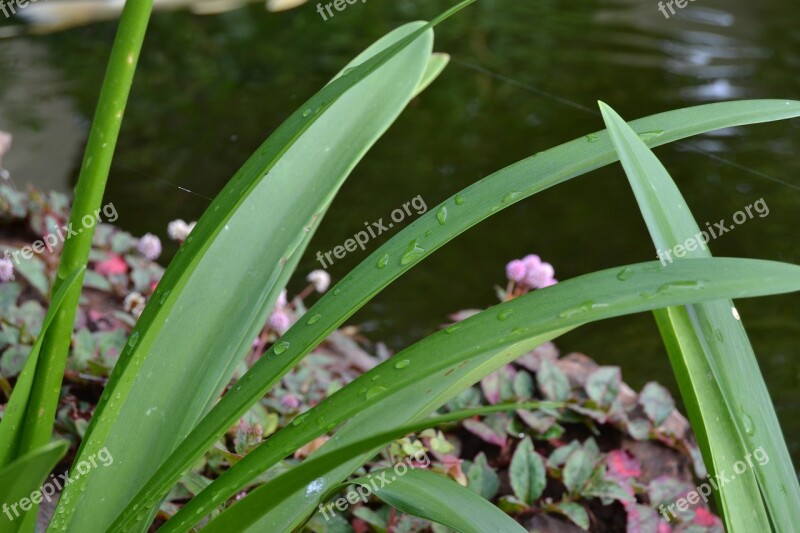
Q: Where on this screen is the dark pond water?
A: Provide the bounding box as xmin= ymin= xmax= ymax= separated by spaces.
xmin=1 ymin=0 xmax=798 ymax=463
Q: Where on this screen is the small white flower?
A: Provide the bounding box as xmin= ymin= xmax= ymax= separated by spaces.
xmin=276 ymin=289 xmax=288 ymax=308
xmin=306 ymin=270 xmax=331 ymax=293
xmin=0 ymin=257 xmax=15 ymax=282
xmin=137 ymin=233 xmax=162 ymax=260
xmin=167 ymin=219 xmax=190 ymax=242
xmin=123 ymin=292 xmax=146 ymax=318
xmin=268 ymin=309 xmax=291 ymax=334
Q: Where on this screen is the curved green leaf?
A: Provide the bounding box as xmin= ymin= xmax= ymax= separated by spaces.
xmin=110 ymin=100 xmax=800 ymax=531
xmin=198 ymin=405 xmax=547 ymax=532
xmin=353 ymin=468 xmax=526 ymax=533
xmin=0 ymin=441 xmax=69 ymax=533
xmin=599 ymin=102 xmax=799 ymax=530
xmin=52 ymin=8 xmax=467 ymax=531
xmin=0 ymin=266 xmax=86 ymax=469
xmin=164 ymin=257 xmax=800 ymax=531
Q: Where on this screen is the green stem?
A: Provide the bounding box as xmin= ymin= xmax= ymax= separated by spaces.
xmin=19 ymin=0 xmax=154 ymax=455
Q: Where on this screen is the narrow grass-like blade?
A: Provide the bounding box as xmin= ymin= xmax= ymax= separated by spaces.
xmin=352 ymin=468 xmax=527 ymax=533
xmin=55 ymin=4 xmax=476 ymax=531
xmin=160 ymin=258 xmax=800 ymax=531
xmin=0 ymin=441 xmax=69 ymax=533
xmin=0 ymin=266 xmax=86 ymax=469
xmin=18 ymin=0 xmax=153 ymax=459
xmin=599 ymin=101 xmax=799 ymax=530
xmin=110 ymin=100 xmax=800 ymax=530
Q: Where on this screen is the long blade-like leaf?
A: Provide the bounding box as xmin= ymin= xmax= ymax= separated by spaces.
xmin=52 ymin=5 xmax=478 ymax=529
xmin=353 ymin=468 xmax=527 ymax=533
xmin=599 ymin=101 xmax=799 ymax=530
xmin=18 ymin=0 xmax=153 ymax=459
xmin=202 ymin=406 xmax=550 ymax=532
xmin=110 ymin=100 xmax=800 ymax=530
xmin=162 ymin=258 xmax=800 ymax=531
xmin=0 ymin=441 xmax=69 ymax=533
xmin=0 ymin=266 xmax=86 ymax=469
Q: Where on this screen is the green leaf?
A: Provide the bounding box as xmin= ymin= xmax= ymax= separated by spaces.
xmin=548 ymin=441 xmax=580 ymax=469
xmin=509 ymin=437 xmax=546 ymax=504
xmin=166 ymin=258 xmax=800 ymax=531
xmin=0 ymin=266 xmax=85 ymax=469
xmin=0 ymin=346 xmax=30 ymax=378
xmin=25 ymin=0 xmax=153 ymax=471
xmin=536 ymin=359 xmax=570 ymax=401
xmin=563 ymin=445 xmax=594 ymax=494
xmin=0 ymin=440 xmax=69 ymax=533
xmin=585 ymin=366 xmax=620 ymax=408
xmin=195 ymin=406 xmax=534 ymax=533
xmin=465 ymin=452 xmax=500 ymax=500
xmin=56 ymin=12 xmax=457 ymax=532
xmin=112 ymin=100 xmax=800 ymax=532
xmin=412 ymin=53 xmax=450 ymax=98
xmin=639 ymin=382 xmax=674 ymax=426
xmin=550 ymin=501 xmax=589 ymax=530
xmin=353 ymin=468 xmax=526 ymax=533
xmin=13 ymin=256 xmax=49 ymax=298
xmin=599 ymin=101 xmax=799 ymax=530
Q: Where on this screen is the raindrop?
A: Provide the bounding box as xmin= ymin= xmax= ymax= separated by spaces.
xmin=377 ymin=254 xmax=390 ymax=269
xmin=638 ymin=130 xmax=665 ymax=142
xmin=657 ymin=280 xmax=705 ymax=294
xmin=365 ymin=385 xmax=388 ymax=400
xmin=306 ymin=314 xmax=322 ymax=325
xmin=445 ymin=323 xmax=462 ymax=334
xmin=742 ymin=412 xmax=755 ymax=436
xmin=400 ymin=239 xmax=425 ymax=265
xmin=127 ymin=332 xmax=139 ymax=349
xmin=455 ymin=194 xmax=465 ymax=205
xmin=395 ymin=359 xmax=411 ymax=369
xmin=498 ymin=309 xmax=515 ymax=321
xmin=274 ymin=341 xmax=290 ymax=355
xmin=436 ymin=206 xmax=448 ymax=225
xmin=616 ymin=267 xmax=634 ymax=281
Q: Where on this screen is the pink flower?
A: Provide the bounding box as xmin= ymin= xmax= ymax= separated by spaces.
xmin=0 ymin=257 xmax=14 ymax=282
xmin=522 ymin=254 xmax=542 ymax=271
xmin=137 ymin=233 xmax=162 ymax=260
xmin=268 ymin=309 xmax=291 ymax=333
xmin=524 ymin=261 xmax=556 ymax=289
xmin=276 ymin=289 xmax=288 ymax=308
xmin=505 ymin=259 xmax=526 ymax=283
xmin=281 ymin=394 xmax=300 ymax=409
xmin=95 ymin=254 xmax=129 ymax=276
